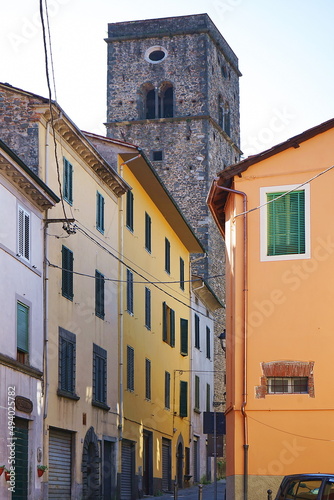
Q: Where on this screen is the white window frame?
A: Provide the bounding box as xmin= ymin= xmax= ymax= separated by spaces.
xmin=260 ymin=183 xmax=310 ymax=262
xmin=17 ymin=205 xmax=30 ymax=262
xmin=267 ymin=376 xmax=308 ymax=394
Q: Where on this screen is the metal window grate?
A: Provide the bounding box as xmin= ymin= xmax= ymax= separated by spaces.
xmin=267 ymin=377 xmax=308 ymax=394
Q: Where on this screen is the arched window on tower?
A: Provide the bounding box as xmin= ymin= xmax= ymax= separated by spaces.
xmin=218 ymin=96 xmax=231 ymax=137
xmin=142 ymin=82 xmax=174 ymax=120
xmin=160 ymin=83 xmax=174 ymax=118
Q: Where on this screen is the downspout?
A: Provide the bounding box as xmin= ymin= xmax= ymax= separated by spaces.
xmin=43 ymin=121 xmax=50 ymax=420
xmin=209 ymin=181 xmax=248 ymax=500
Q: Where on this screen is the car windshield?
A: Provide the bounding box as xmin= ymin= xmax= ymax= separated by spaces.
xmin=284 ymin=479 xmax=322 ymax=499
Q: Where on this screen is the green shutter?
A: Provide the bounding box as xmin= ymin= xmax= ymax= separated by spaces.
xmin=62 ymin=246 xmax=73 ymax=300
xmin=126 ymin=191 xmax=134 ymax=230
xmin=165 ymin=238 xmax=170 ymax=273
xmin=63 ymin=158 xmax=73 ymax=204
xmin=195 ymin=375 xmax=200 ymax=411
xmin=96 ymin=192 xmax=104 ymax=232
xmin=195 ymin=314 xmax=200 ymax=349
xmin=165 ymin=371 xmax=170 ymax=409
xmin=180 ymin=257 xmax=185 ymax=290
xmin=180 ymin=381 xmax=188 ymax=417
xmin=170 ymin=309 xmax=175 ymax=347
xmin=145 ymin=213 xmax=151 ymax=252
xmin=17 ymin=302 xmax=29 ymax=353
xmin=206 ymin=327 xmax=211 ymax=359
xmin=180 ymin=318 xmax=188 ymax=356
xmin=127 ymin=346 xmax=134 ymax=391
xmin=95 ymin=270 xmax=105 ymax=319
xmin=267 ymin=190 xmax=305 ymax=256
xmin=145 ymin=287 xmax=151 ymax=329
xmin=162 ymin=302 xmax=167 ymax=341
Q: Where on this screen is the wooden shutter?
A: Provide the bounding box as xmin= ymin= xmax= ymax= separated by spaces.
xmin=195 ymin=314 xmax=200 ymax=349
xmin=170 ymin=309 xmax=175 ymax=347
xmin=62 ymin=246 xmax=73 ymax=299
xmin=165 ymin=371 xmax=170 ymax=409
xmin=126 ymin=191 xmax=134 ymax=230
xmin=180 ymin=257 xmax=185 ymax=290
xmin=63 ymin=158 xmax=73 ymax=204
xmin=145 ymin=212 xmax=151 ymax=252
xmin=96 ymin=192 xmax=104 ymax=232
xmin=95 ymin=270 xmax=105 ymax=319
xmin=206 ymin=384 xmax=211 ymax=412
xmin=145 ymin=287 xmax=151 ymax=329
xmin=127 ymin=346 xmax=134 ymax=391
xmin=145 ymin=358 xmax=151 ymax=400
xmin=165 ymin=238 xmax=170 ymax=273
xmin=180 ymin=381 xmax=188 ymax=417
xmin=195 ymin=375 xmax=200 ymax=411
xmin=17 ymin=302 xmax=29 ymax=353
xmin=180 ymin=318 xmax=188 ymax=356
xmin=162 ymin=302 xmax=167 ymax=341
xmin=206 ymin=326 xmax=211 ymax=359
xmin=60 ymin=338 xmax=74 ymax=393
xmin=126 ymin=269 xmax=133 ymax=314
xmin=267 ymin=190 xmax=305 ymax=256
xmin=93 ymin=344 xmax=107 ymax=403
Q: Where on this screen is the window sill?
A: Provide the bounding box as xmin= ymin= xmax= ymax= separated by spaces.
xmin=57 ymin=389 xmax=80 ymax=401
xmin=92 ymin=400 xmax=110 ymax=411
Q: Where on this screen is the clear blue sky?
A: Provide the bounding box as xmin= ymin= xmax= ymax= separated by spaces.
xmin=1 ymin=0 xmax=333 ymax=158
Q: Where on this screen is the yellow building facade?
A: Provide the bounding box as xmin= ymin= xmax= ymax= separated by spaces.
xmin=208 ymin=119 xmax=334 ymax=499
xmin=86 ymin=133 xmax=205 ymax=497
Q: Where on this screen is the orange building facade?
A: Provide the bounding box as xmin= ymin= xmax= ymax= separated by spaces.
xmin=208 ymin=119 xmax=334 ymax=499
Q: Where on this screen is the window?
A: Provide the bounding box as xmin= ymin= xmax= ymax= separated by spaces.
xmin=127 ymin=346 xmax=134 ymax=391
xmin=145 ymin=358 xmax=151 ymax=400
xmin=194 ymin=314 xmax=200 ymax=349
xmin=165 ymin=371 xmax=170 ymax=409
xmin=180 ymin=257 xmax=185 ymax=290
xmin=62 ymin=246 xmax=73 ymax=300
xmin=180 ymin=318 xmax=188 ymax=356
xmin=126 ymin=269 xmax=134 ymax=314
xmin=144 ymin=46 xmax=168 ymax=64
xmin=165 ymin=238 xmax=170 ymax=274
xmin=17 ymin=301 xmax=29 ymax=363
xmin=145 ymin=212 xmax=151 ymax=252
xmin=180 ymin=381 xmax=188 ymax=417
xmin=260 ymin=185 xmax=310 ymax=261
xmin=93 ymin=344 xmax=108 ymax=407
xmin=145 ymin=287 xmax=151 ymax=330
xmin=58 ymin=327 xmax=77 ymax=397
xmin=218 ymin=97 xmax=231 ymax=136
xmin=126 ymin=190 xmax=134 ymax=231
xmin=206 ymin=384 xmax=211 ymax=412
xmin=267 ymin=377 xmax=308 ymax=394
xmin=63 ymin=158 xmax=73 ymax=204
xmin=152 ymin=150 xmax=163 ymax=162
xmin=282 ymin=479 xmax=322 ymax=499
xmin=95 ymin=270 xmax=105 ymax=319
xmin=194 ymin=375 xmax=200 ymax=412
xmin=162 ymin=302 xmax=175 ymax=347
xmin=206 ymin=326 xmax=211 ymax=359
xmin=96 ymin=192 xmax=104 ymax=233
xmin=18 ymin=206 xmax=30 ymax=262
xmin=144 ymin=82 xmax=173 ymax=119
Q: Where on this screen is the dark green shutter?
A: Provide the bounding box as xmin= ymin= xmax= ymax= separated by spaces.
xmin=206 ymin=384 xmax=211 ymax=412
xmin=17 ymin=302 xmax=29 ymax=353
xmin=126 ymin=191 xmax=134 ymax=230
xmin=95 ymin=270 xmax=105 ymax=319
xmin=93 ymin=344 xmax=107 ymax=403
xmin=195 ymin=314 xmax=200 ymax=349
xmin=180 ymin=381 xmax=188 ymax=417
xmin=63 ymin=158 xmax=73 ymax=204
xmin=180 ymin=257 xmax=185 ymax=290
xmin=127 ymin=269 xmax=133 ymax=314
xmin=206 ymin=326 xmax=211 ymax=359
xmin=165 ymin=371 xmax=170 ymax=409
xmin=145 ymin=287 xmax=151 ymax=329
xmin=165 ymin=238 xmax=170 ymax=273
xmin=127 ymin=346 xmax=134 ymax=391
xmin=96 ymin=192 xmax=104 ymax=232
xmin=145 ymin=213 xmax=151 ymax=252
xmin=180 ymin=318 xmax=188 ymax=356
xmin=195 ymin=375 xmax=200 ymax=410
xmin=267 ymin=190 xmax=305 ymax=256
xmin=170 ymin=309 xmax=175 ymax=347
xmin=62 ymin=246 xmax=73 ymax=300
xmin=162 ymin=302 xmax=167 ymax=341
xmin=145 ymin=359 xmax=151 ymax=400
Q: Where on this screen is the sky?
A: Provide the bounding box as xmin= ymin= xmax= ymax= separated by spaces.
xmin=1 ymin=0 xmax=334 ymax=158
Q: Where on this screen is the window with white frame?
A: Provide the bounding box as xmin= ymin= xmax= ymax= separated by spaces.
xmin=267 ymin=377 xmax=308 ymax=394
xmin=260 ymin=184 xmax=310 ymax=261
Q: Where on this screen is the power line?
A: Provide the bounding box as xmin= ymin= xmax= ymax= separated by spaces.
xmin=234 ymin=164 xmax=334 ymax=219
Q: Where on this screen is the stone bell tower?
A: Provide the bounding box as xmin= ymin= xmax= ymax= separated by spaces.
xmin=105 ymin=12 xmax=241 ymax=403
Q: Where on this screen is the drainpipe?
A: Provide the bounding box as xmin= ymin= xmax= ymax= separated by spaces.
xmin=43 ymin=121 xmax=50 ymax=442
xmin=209 ymin=181 xmax=248 ymax=500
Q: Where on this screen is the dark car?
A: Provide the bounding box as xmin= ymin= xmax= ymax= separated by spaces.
xmin=273 ymin=474 xmax=334 ymax=499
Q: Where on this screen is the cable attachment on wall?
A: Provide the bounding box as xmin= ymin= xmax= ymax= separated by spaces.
xmin=62 ymin=221 xmax=76 ymax=235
